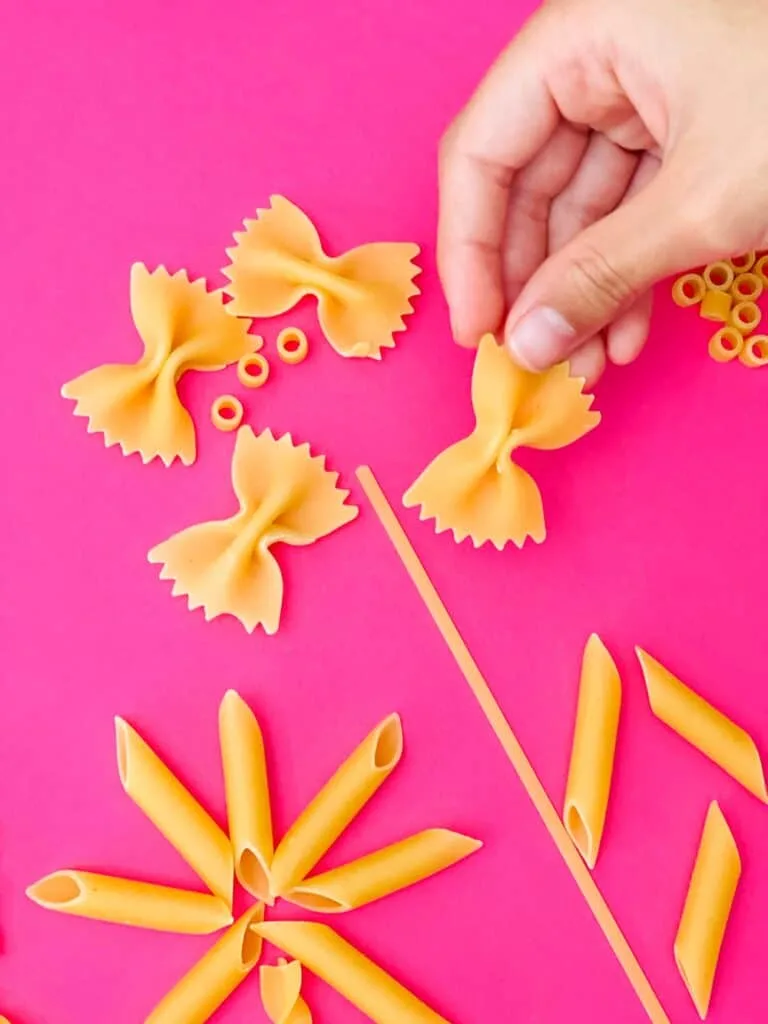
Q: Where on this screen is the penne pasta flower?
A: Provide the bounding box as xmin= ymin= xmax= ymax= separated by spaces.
xmin=222 ymin=196 xmax=421 ymax=359
xmin=403 ymin=333 xmax=600 ymax=548
xmin=29 ymin=693 xmax=481 ymax=1023
xmin=260 ymin=958 xmax=313 ymax=1024
xmin=61 ymin=263 xmax=256 ymax=466
xmin=148 ymin=426 xmax=359 ymax=634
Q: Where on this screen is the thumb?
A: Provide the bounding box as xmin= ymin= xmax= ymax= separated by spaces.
xmin=504 ymin=172 xmax=699 ymax=371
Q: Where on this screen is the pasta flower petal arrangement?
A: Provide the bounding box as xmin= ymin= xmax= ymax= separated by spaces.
xmin=148 ymin=425 xmax=359 ymax=634
xmin=222 ymin=196 xmax=421 ymax=359
xmin=27 ymin=690 xmax=481 ymax=1023
xmin=61 ymin=263 xmax=257 ymax=466
xmin=403 ymin=333 xmax=600 ymax=548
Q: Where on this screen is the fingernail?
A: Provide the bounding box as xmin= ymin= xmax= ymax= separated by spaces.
xmin=506 ymin=307 xmax=576 ymax=370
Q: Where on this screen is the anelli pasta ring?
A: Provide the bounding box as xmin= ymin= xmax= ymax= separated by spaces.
xmin=211 ymin=395 xmax=244 ymax=432
xmin=277 ymin=327 xmax=309 ymax=365
xmin=237 ymin=353 xmax=270 ymax=388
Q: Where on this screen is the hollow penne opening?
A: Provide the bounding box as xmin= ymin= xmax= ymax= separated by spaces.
xmin=27 ymin=870 xmax=233 ymax=934
xmin=286 ymin=829 xmax=482 ymax=913
xmin=269 ymin=713 xmax=404 ymax=897
xmin=239 ymin=847 xmax=271 ymax=904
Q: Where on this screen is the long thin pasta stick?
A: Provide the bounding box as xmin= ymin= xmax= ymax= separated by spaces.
xmin=356 ymin=465 xmax=669 ymax=1024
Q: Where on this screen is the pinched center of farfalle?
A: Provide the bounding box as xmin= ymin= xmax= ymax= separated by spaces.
xmin=27 ymin=691 xmax=481 ymax=1022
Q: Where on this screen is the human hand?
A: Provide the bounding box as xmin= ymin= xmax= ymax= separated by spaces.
xmin=438 ymin=0 xmax=768 ymax=384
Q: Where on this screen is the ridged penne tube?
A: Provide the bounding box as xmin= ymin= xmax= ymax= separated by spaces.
xmin=146 ymin=904 xmax=264 ymax=1023
xmin=26 ymin=870 xmax=232 ymax=934
xmin=269 ymin=714 xmax=403 ymax=897
xmin=219 ymin=690 xmax=274 ymax=902
xmin=286 ymin=829 xmax=481 ymax=912
xmin=115 ymin=718 xmax=234 ymax=904
xmin=563 ymin=634 xmax=621 ymax=869
xmin=675 ymin=802 xmax=741 ymax=1020
xmin=256 ymin=922 xmax=449 ymax=1024
xmin=260 ymin=959 xmax=312 ymax=1024
xmin=636 ymin=649 xmax=768 ymax=802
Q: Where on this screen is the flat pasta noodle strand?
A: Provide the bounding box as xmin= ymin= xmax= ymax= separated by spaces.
xmin=403 ymin=334 xmax=599 ymax=549
xmin=115 ymin=717 xmax=234 ymax=905
xmin=286 ymin=828 xmax=481 ymax=913
xmin=61 ymin=263 xmax=256 ymax=466
xmin=636 ymin=649 xmax=768 ymax=801
xmin=26 ymin=870 xmax=232 ymax=934
xmin=356 ymin=465 xmax=670 ymax=1024
xmin=223 ymin=196 xmax=421 ymax=359
xmin=148 ymin=426 xmax=358 ymax=634
xmin=260 ymin=959 xmax=313 ymax=1024
xmin=563 ymin=634 xmax=622 ymax=869
xmin=269 ymin=714 xmax=403 ymax=898
xmin=256 ymin=921 xmax=449 ymax=1024
xmin=146 ymin=905 xmax=264 ymax=1023
xmin=675 ymin=802 xmax=741 ymax=1020
xmin=219 ymin=690 xmax=274 ymax=901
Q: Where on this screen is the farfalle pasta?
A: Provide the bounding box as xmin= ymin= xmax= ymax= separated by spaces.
xmin=148 ymin=426 xmax=359 ymax=633
xmin=222 ymin=196 xmax=421 ymax=359
xmin=61 ymin=263 xmax=256 ymax=466
xmin=403 ymin=334 xmax=600 ymax=548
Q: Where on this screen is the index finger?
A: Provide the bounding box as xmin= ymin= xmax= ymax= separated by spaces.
xmin=437 ymin=19 xmax=560 ymax=346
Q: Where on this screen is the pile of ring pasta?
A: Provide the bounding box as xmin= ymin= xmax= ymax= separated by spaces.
xmin=672 ymin=252 xmax=768 ymax=366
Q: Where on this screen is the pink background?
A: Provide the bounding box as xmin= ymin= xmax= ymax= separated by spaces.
xmin=2 ymin=2 xmax=767 ymax=1022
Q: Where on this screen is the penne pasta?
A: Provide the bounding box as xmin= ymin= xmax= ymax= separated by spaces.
xmin=115 ymin=717 xmax=234 ymax=905
xmin=26 ymin=870 xmax=232 ymax=934
xmin=146 ymin=904 xmax=264 ymax=1023
xmin=256 ymin=921 xmax=449 ymax=1024
xmin=269 ymin=714 xmax=403 ymax=897
xmin=563 ymin=634 xmax=622 ymax=868
xmin=675 ymin=802 xmax=741 ymax=1020
xmin=219 ymin=690 xmax=274 ymax=902
xmin=636 ymin=649 xmax=768 ymax=802
xmin=286 ymin=829 xmax=481 ymax=913
xmin=260 ymin=959 xmax=312 ymax=1024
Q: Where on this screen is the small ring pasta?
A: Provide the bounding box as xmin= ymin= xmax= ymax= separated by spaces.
xmin=730 ymin=272 xmax=763 ymax=304
xmin=237 ymin=353 xmax=270 ymax=389
xmin=703 ymin=262 xmax=735 ymax=292
xmin=739 ymin=335 xmax=768 ymax=368
xmin=728 ymin=251 xmax=756 ymax=273
xmin=211 ymin=395 xmax=244 ymax=432
xmin=277 ymin=327 xmax=309 ymax=365
xmin=708 ymin=328 xmax=743 ymax=363
xmin=671 ymin=273 xmax=706 ymax=307
xmin=730 ymin=300 xmax=761 ymax=335
xmin=754 ymin=254 xmax=768 ymax=287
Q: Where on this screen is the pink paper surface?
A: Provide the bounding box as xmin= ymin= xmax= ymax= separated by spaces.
xmin=2 ymin=2 xmax=767 ymax=1022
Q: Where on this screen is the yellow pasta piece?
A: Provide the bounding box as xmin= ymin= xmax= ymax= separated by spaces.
xmin=238 ymin=352 xmax=270 ymax=388
xmin=671 ymin=273 xmax=706 ymax=307
xmin=61 ymin=263 xmax=255 ymax=466
xmin=730 ymin=272 xmax=762 ymax=303
xmin=26 ymin=870 xmax=232 ymax=934
xmin=148 ymin=426 xmax=358 ymax=634
xmin=146 ymin=904 xmax=264 ymax=1023
xmin=699 ymin=289 xmax=732 ymax=323
xmin=728 ymin=251 xmax=756 ymax=273
xmin=277 ymin=327 xmax=310 ymax=365
xmin=563 ymin=634 xmax=621 ymax=870
xmin=730 ymin=300 xmax=761 ymax=335
xmin=675 ymin=802 xmax=741 ymax=1020
xmin=739 ymin=334 xmax=768 ymax=367
xmin=219 ymin=690 xmax=274 ymax=902
xmin=636 ymin=649 xmax=768 ymax=802
xmin=403 ymin=334 xmax=599 ymax=549
xmin=707 ymin=327 xmax=743 ymax=363
xmin=287 ymin=829 xmax=481 ymax=913
xmin=358 ymin=465 xmax=671 ymax=1024
xmin=260 ymin=959 xmax=313 ymax=1024
xmin=223 ymin=196 xmax=421 ymax=359
xmin=115 ymin=717 xmax=234 ymax=904
xmin=703 ymin=262 xmax=734 ymax=292
xmin=211 ymin=395 xmax=243 ymax=432
xmin=269 ymin=714 xmax=403 ymax=898
xmin=256 ymin=922 xmax=449 ymax=1024
xmin=754 ymin=253 xmax=768 ymax=287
